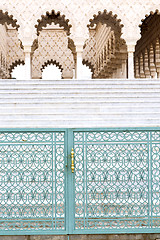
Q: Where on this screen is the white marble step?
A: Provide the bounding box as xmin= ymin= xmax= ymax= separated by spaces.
xmin=0 ymin=106 xmax=159 ymax=113
xmin=0 ymin=113 xmax=160 ymax=120
xmin=0 ymin=88 xmax=159 ymax=93
xmin=0 ymin=94 xmax=159 ymax=99
xmin=0 ymin=119 xmax=159 ymax=128
xmin=0 ymin=101 xmax=160 ymax=107
xmin=0 ymin=97 xmax=159 ymax=103
xmin=0 ymin=78 xmax=159 ymax=127
xmin=0 ymin=85 xmax=160 ymax=90
xmin=0 ymin=78 xmax=160 ymax=84
xmin=0 ymin=80 xmax=160 ymax=85
xmin=0 ymin=99 xmax=159 ymax=105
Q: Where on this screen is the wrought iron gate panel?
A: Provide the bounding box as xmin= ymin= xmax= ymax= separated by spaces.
xmin=72 ymin=130 xmax=160 ymax=233
xmin=0 ymin=128 xmax=160 ymax=235
xmin=151 ymin=131 xmax=160 ymax=228
xmin=0 ymin=131 xmax=66 ymax=234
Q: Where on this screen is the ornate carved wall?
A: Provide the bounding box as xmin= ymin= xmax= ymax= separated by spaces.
xmin=0 ymin=0 xmax=160 ymax=45
xmin=0 ymin=24 xmax=7 ymax=78
xmin=135 ymin=11 xmax=160 ymax=78
xmin=7 ymin=28 xmax=25 ymax=77
xmin=83 ymin=21 xmax=127 ymax=78
xmin=32 ymin=27 xmax=74 ymax=79
xmin=0 ymin=24 xmax=24 ymax=78
xmin=0 ymin=0 xmax=160 ymax=79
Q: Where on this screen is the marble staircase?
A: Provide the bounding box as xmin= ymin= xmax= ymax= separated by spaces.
xmin=0 ymin=79 xmax=159 ymax=128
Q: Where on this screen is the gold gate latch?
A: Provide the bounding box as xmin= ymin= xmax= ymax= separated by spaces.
xmin=71 ymin=148 xmax=74 ymax=173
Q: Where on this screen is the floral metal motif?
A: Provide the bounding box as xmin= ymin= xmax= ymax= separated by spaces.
xmin=0 ymin=131 xmax=65 ymax=232
xmin=74 ymin=130 xmax=160 ymax=230
xmin=0 ymin=129 xmax=160 ymax=233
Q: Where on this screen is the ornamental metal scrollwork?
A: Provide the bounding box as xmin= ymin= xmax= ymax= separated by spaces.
xmin=0 ymin=131 xmax=66 ymax=232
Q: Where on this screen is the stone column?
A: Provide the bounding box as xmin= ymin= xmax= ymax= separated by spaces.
xmin=139 ymin=53 xmax=145 ymax=78
xmin=121 ymin=59 xmax=127 ymax=78
xmin=144 ymin=48 xmax=150 ymax=78
xmin=149 ymin=44 xmax=157 ymax=78
xmin=24 ymin=45 xmax=32 ymax=79
xmin=75 ymin=44 xmax=84 ymax=80
xmin=127 ymin=44 xmax=135 ymax=79
xmin=155 ymin=38 xmax=160 ymax=78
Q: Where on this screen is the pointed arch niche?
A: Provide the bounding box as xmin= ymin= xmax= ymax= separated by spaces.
xmin=32 ymin=10 xmax=75 ymax=79
xmin=82 ymin=10 xmax=128 ymax=79
xmin=135 ymin=10 xmax=160 ymax=78
xmin=0 ymin=10 xmax=24 ymax=79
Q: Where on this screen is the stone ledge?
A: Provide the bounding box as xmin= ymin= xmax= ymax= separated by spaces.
xmin=1 ymin=234 xmax=160 ymax=240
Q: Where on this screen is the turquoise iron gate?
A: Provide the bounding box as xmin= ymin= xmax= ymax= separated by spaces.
xmin=0 ymin=130 xmax=67 ymax=235
xmin=0 ymin=128 xmax=160 ymax=235
xmin=71 ymin=129 xmax=160 ymax=234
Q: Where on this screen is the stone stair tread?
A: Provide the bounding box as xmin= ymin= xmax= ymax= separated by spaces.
xmin=0 ymin=78 xmax=159 ymax=127
xmin=0 ymin=111 xmax=160 ymax=115
xmin=0 ymin=88 xmax=159 ymax=92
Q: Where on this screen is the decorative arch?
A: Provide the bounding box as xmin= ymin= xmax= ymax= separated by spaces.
xmin=8 ymin=60 xmax=25 ymax=78
xmin=0 ymin=9 xmax=20 ymax=29
xmin=41 ymin=60 xmax=63 ymax=72
xmin=135 ymin=9 xmax=160 ymax=78
xmin=0 ymin=10 xmax=22 ymax=78
xmin=82 ymin=59 xmax=94 ymax=74
xmin=139 ymin=9 xmax=160 ymax=36
xmin=83 ymin=9 xmax=127 ymax=79
xmin=87 ymin=10 xmax=124 ymax=37
xmin=35 ymin=9 xmax=72 ymax=36
xmin=32 ymin=10 xmax=74 ymax=79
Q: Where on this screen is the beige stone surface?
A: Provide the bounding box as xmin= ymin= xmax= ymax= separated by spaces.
xmin=0 ymin=0 xmax=160 ymax=79
xmin=0 ymin=0 xmax=158 ymax=43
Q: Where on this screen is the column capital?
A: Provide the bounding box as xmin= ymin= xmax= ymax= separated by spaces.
xmin=126 ymin=38 xmax=137 ymax=53
xmin=73 ymin=37 xmax=85 ymax=53
xmin=22 ymin=36 xmax=36 ymax=53
xmin=24 ymin=45 xmax=32 ymax=53
xmin=76 ymin=44 xmax=83 ymax=53
xmin=127 ymin=44 xmax=135 ymax=53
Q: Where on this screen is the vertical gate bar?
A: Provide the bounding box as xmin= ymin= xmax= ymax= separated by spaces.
xmin=147 ymin=131 xmax=151 ymax=229
xmin=150 ymin=131 xmax=153 ymax=228
xmin=67 ymin=129 xmax=74 ymax=234
xmin=82 ymin=132 xmax=85 ymax=229
xmin=85 ymin=132 xmax=88 ymax=229
xmin=52 ymin=132 xmax=54 ymax=230
xmin=65 ymin=129 xmax=68 ymax=233
xmin=54 ymin=132 xmax=57 ymax=230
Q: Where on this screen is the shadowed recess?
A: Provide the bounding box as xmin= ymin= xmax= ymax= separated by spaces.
xmin=35 ymin=10 xmax=72 ymax=35
xmin=0 ymin=10 xmax=20 ymax=29
xmin=87 ymin=9 xmax=124 ymax=36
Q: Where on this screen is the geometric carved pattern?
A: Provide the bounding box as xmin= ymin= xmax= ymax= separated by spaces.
xmin=0 ymin=0 xmax=159 ymax=45
xmin=135 ymin=12 xmax=160 ymax=78
xmin=83 ymin=30 xmax=96 ymax=73
xmin=7 ymin=29 xmax=25 ymax=76
xmin=0 ymin=24 xmax=8 ymax=78
xmin=35 ymin=10 xmax=72 ymax=36
xmin=0 ymin=0 xmax=159 ymax=79
xmin=0 ymin=10 xmax=20 ymax=29
xmin=73 ymin=130 xmax=160 ymax=231
xmin=0 ymin=25 xmax=24 ymax=78
xmin=83 ymin=19 xmax=127 ymax=78
xmin=32 ymin=29 xmax=74 ymax=79
xmin=0 ymin=131 xmax=66 ymax=232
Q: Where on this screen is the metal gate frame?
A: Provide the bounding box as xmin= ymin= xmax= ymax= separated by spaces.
xmin=0 ymin=128 xmax=160 ymax=235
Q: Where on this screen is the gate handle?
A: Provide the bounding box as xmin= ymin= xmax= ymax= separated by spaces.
xmin=71 ymin=148 xmax=74 ymax=173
